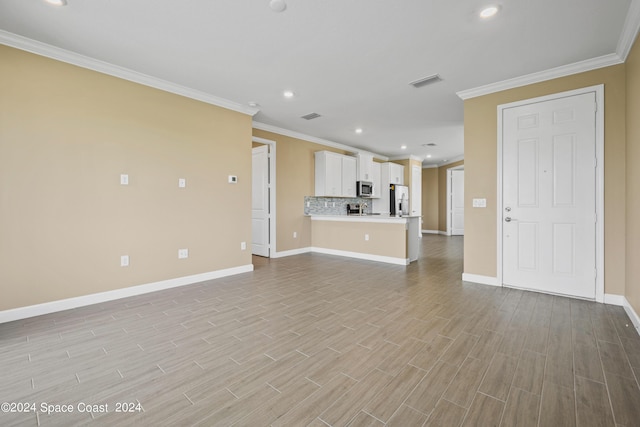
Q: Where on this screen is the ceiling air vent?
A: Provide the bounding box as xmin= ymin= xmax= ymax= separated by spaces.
xmin=301 ymin=112 xmax=322 ymax=120
xmin=422 ymin=143 xmax=437 ymax=147
xmin=409 ymin=74 xmax=442 ymax=88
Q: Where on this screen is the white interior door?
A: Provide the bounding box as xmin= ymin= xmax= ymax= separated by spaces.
xmin=451 ymin=170 xmax=464 ymax=235
xmin=502 ymin=92 xmax=596 ymax=299
xmin=411 ymin=165 xmax=422 ymax=237
xmin=252 ymin=145 xmax=269 ymax=257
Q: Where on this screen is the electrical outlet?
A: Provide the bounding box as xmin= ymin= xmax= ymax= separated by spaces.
xmin=120 ymin=174 xmax=129 ymax=185
xmin=240 ymin=242 xmax=246 ymax=250
xmin=306 ymin=201 xmax=310 ymax=207
xmin=120 ymin=255 xmax=129 ymax=267
xmin=324 ymin=202 xmax=328 ymax=207
xmin=293 ymin=232 xmax=297 ymax=238
xmin=178 ymin=178 xmax=186 ymax=188
xmin=178 ymin=248 xmax=189 ymax=259
xmin=365 ymin=234 xmax=369 ymax=241
xmin=332 ymin=202 xmax=336 ymax=207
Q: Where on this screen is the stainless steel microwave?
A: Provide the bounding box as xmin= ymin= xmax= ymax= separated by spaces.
xmin=357 ymin=181 xmax=373 ymax=197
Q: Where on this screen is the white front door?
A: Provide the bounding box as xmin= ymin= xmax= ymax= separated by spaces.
xmin=252 ymin=145 xmax=269 ymax=257
xmin=502 ymin=92 xmax=596 ymax=299
xmin=451 ymin=170 xmax=464 ymax=236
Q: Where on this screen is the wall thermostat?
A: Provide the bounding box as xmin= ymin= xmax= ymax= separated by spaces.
xmin=228 ymin=175 xmax=238 ymax=184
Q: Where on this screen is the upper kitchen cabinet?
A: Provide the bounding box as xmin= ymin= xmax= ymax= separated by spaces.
xmin=315 ymin=151 xmax=343 ymax=196
xmin=315 ymin=151 xmax=357 ymax=197
xmin=371 ymin=161 xmax=381 ymax=198
xmin=380 ymin=162 xmax=404 ymax=185
xmin=356 ymin=153 xmax=374 ymax=182
xmin=342 ymin=156 xmax=357 ymax=197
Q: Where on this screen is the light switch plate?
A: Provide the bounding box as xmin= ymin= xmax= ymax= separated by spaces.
xmin=120 ymin=174 xmax=129 ymax=185
xmin=178 ymin=178 xmax=186 ymax=188
xmin=120 ymin=255 xmax=129 ymax=267
xmin=472 ymin=198 xmax=487 ymax=208
xmin=228 ymin=175 xmax=238 ymax=184
xmin=178 ymin=248 xmax=189 ymax=259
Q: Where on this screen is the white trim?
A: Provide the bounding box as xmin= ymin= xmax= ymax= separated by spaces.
xmin=0 ymin=265 xmax=253 ymax=324
xmin=422 ymin=165 xmax=438 ymax=169
xmin=271 ymin=247 xmax=312 ymax=258
xmin=604 ymin=294 xmax=626 ymax=306
xmin=311 ymin=247 xmax=409 ymax=266
xmin=496 ymin=85 xmax=605 ymax=302
xmin=439 ymin=231 xmax=450 ymax=236
xmin=462 ymin=273 xmax=500 ymax=287
xmin=446 ymin=165 xmax=465 ymax=236
xmin=252 ymin=136 xmax=277 ymax=257
xmin=0 ymin=31 xmax=258 ymax=116
xmin=457 ymin=54 xmax=621 ymax=100
xmin=422 ymin=229 xmax=440 ymax=234
xmin=310 ymin=215 xmax=413 ymax=224
xmin=617 ymin=0 xmax=640 ymax=61
xmin=622 ymin=298 xmax=640 ymax=337
xmin=252 ymin=122 xmax=388 ymax=161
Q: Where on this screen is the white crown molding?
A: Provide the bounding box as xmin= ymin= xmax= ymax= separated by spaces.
xmin=253 ymin=121 xmax=388 ymax=160
xmin=618 ymin=0 xmax=640 ymax=60
xmin=456 ymin=53 xmax=622 ymax=100
xmin=422 ymin=164 xmax=438 ymax=169
xmin=0 ymin=30 xmax=259 ymax=116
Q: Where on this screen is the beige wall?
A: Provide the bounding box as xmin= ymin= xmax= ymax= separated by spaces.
xmin=626 ymin=39 xmax=640 ymax=314
xmin=251 ymin=129 xmax=349 ymax=253
xmin=422 ymin=167 xmax=439 ymax=231
xmin=311 ymin=221 xmax=407 ymax=259
xmin=463 ymin=64 xmax=627 ymax=296
xmin=0 ymin=46 xmax=253 ymax=311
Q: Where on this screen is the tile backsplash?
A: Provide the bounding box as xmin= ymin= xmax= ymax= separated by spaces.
xmin=304 ymin=196 xmax=373 ymax=216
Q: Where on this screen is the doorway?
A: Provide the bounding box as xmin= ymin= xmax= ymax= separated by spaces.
xmin=447 ymin=166 xmax=465 ymax=236
xmin=251 ymin=136 xmax=277 ymax=257
xmin=497 ymin=85 xmax=604 ymax=301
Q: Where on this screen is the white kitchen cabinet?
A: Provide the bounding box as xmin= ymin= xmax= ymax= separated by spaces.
xmin=315 ymin=151 xmax=357 ymax=197
xmin=342 ymin=156 xmax=357 ymax=197
xmin=389 ymin=162 xmax=404 ymax=185
xmin=356 ymin=153 xmax=374 ymax=182
xmin=315 ymin=151 xmax=343 ymax=196
xmin=371 ymin=161 xmax=381 ymax=198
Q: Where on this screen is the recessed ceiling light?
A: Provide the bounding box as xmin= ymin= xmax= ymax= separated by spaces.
xmin=401 ymin=145 xmax=407 ymax=150
xmin=283 ymin=90 xmax=294 ymax=98
xmin=269 ymin=0 xmax=287 ymax=13
xmin=426 ymin=155 xmax=432 ymax=158
xmin=45 ymin=0 xmax=67 ymax=5
xmin=480 ymin=5 xmax=499 ymax=18
xmin=355 ymin=128 xmax=363 ymax=134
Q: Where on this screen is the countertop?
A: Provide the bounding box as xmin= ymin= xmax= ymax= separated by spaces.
xmin=308 ymin=214 xmax=420 ymax=223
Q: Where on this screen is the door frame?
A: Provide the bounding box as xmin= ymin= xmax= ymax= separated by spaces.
xmin=496 ymin=84 xmax=604 ymax=302
xmin=446 ymin=165 xmax=465 ymax=236
xmin=252 ymin=136 xmax=277 ymax=257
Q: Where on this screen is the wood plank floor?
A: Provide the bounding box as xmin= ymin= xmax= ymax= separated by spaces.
xmin=1 ymin=235 xmax=639 ymax=426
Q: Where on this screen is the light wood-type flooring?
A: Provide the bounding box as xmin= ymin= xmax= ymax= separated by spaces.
xmin=1 ymin=235 xmax=640 ymax=426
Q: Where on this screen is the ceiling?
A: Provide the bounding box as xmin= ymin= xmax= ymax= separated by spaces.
xmin=0 ymin=0 xmax=637 ymax=165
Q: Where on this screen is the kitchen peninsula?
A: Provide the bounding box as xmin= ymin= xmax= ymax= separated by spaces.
xmin=310 ymin=214 xmax=420 ymax=265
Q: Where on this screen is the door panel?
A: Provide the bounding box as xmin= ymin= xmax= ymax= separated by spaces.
xmin=252 ymin=145 xmax=269 ymax=257
xmin=451 ymin=170 xmax=464 ymax=235
xmin=502 ymin=92 xmax=596 ymax=299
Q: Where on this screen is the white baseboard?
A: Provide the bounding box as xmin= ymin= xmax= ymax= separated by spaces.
xmin=622 ymin=297 xmax=640 ymax=337
xmin=606 ymin=294 xmax=640 ymax=338
xmin=604 ymin=293 xmax=626 ymax=306
xmin=271 ymin=247 xmax=312 ymax=258
xmin=462 ymin=273 xmax=500 ymax=287
xmin=311 ymin=247 xmax=409 ymax=266
xmin=0 ymin=264 xmax=254 ymax=324
xmin=421 ymin=229 xmax=440 ymax=234
xmin=440 ymin=231 xmax=450 ymax=236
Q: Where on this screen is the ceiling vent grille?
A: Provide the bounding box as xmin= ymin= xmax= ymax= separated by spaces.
xmin=409 ymin=74 xmax=442 ymax=88
xmin=301 ymin=112 xmax=322 ymax=120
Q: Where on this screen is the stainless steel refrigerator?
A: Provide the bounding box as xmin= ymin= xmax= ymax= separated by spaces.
xmin=390 ymin=184 xmax=409 ymax=216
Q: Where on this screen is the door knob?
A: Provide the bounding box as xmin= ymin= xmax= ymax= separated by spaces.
xmin=505 ymin=217 xmax=512 ymax=222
